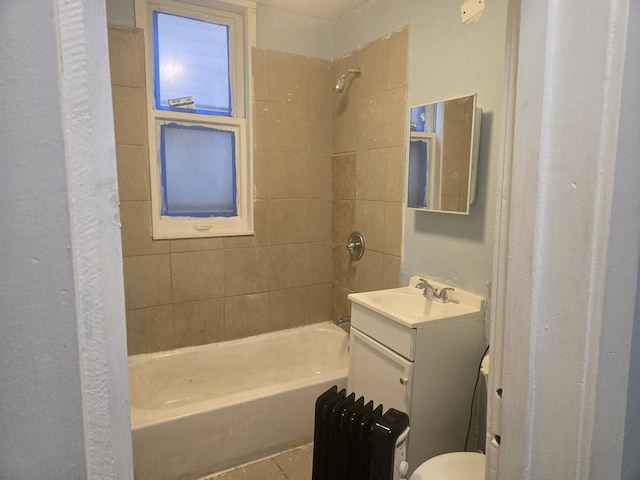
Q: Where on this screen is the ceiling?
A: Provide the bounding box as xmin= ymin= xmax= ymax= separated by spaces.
xmin=253 ymin=0 xmax=370 ymax=20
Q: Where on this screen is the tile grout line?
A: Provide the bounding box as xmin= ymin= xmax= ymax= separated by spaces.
xmin=272 ymin=457 xmax=290 ymax=480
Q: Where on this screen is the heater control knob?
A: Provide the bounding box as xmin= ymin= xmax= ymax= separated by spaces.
xmin=399 ymin=460 xmax=409 ymax=476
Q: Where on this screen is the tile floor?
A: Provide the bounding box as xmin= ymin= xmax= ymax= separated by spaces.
xmin=204 ymin=444 xmax=313 ymax=480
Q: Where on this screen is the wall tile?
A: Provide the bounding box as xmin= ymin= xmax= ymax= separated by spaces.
xmin=332 ymin=95 xmax=358 ymax=153
xmin=384 ymin=201 xmax=403 ymax=257
xmin=386 ymin=146 xmax=405 ymax=202
xmin=332 ymin=284 xmax=353 ymax=322
xmin=309 ymin=198 xmax=332 ymax=242
xmin=332 ymin=199 xmax=356 ymax=245
xmin=358 ymin=37 xmax=390 ymax=98
xmin=356 ymin=149 xmax=387 ymax=201
xmin=354 ymin=250 xmax=385 ymax=292
xmin=120 ymin=201 xmax=170 ymax=257
xmin=309 ymin=57 xmax=333 ymax=107
xmin=108 ymin=27 xmax=145 ymax=88
xmin=388 ymin=28 xmax=408 ymax=89
xmin=383 ymin=255 xmax=402 ymax=289
xmin=332 ymin=199 xmax=355 ymax=246
xmin=309 ymin=153 xmax=332 ymax=198
xmin=357 ymin=92 xmax=388 ymax=151
xmin=170 ymin=237 xmax=223 ymax=253
xmin=355 ymin=200 xmax=386 ymax=253
xmin=116 ymin=144 xmax=150 ymax=201
xmin=386 ymin=87 xmax=407 ymax=147
xmin=267 ymin=152 xmax=309 ymax=199
xmin=224 ymin=247 xmax=269 ymax=296
xmin=252 ymin=48 xmax=266 ymax=102
xmin=332 ymin=243 xmax=356 ymax=291
xmin=126 ymin=305 xmax=174 ymax=355
xmin=123 ymin=254 xmax=172 ymax=310
xmin=309 ymin=106 xmax=332 ymax=153
xmin=332 ymin=154 xmax=356 ymax=200
xmin=266 ymin=101 xmax=309 ymax=152
xmin=254 ymin=101 xmax=268 ymax=151
xmin=112 ymin=86 xmax=147 ymax=146
xmin=224 ymin=293 xmax=271 ymax=340
xmin=268 ymin=199 xmax=309 ymax=245
xmin=269 ymin=244 xmax=309 ymax=290
xmin=221 ymin=200 xmax=269 ymax=249
xmin=309 ymin=242 xmax=332 ymax=285
xmin=310 ymin=283 xmax=332 ymax=323
xmin=269 ymin=287 xmax=310 ymax=330
xmin=173 ymin=299 xmax=225 ymax=348
xmin=253 ymin=150 xmax=268 ymax=200
xmin=171 ymin=251 xmax=224 ymax=302
xmin=265 ymin=50 xmax=309 ymax=105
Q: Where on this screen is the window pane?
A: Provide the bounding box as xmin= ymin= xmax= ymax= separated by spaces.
xmin=408 ymin=140 xmax=428 ymax=208
xmin=160 ymin=123 xmax=237 ymax=217
xmin=155 ymin=11 xmax=231 ymax=115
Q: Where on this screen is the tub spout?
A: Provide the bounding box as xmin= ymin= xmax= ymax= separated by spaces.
xmin=336 ymin=316 xmax=351 ymax=327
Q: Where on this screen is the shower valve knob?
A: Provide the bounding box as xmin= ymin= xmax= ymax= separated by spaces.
xmin=346 ymin=232 xmax=365 ymax=260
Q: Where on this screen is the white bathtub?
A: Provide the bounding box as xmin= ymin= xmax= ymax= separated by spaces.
xmin=129 ymin=322 xmax=348 ymax=480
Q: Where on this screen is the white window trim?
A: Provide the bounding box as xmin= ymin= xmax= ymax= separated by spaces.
xmin=135 ymin=0 xmax=256 ymax=239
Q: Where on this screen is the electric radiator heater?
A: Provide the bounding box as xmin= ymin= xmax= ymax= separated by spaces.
xmin=312 ymin=386 xmax=411 ymax=480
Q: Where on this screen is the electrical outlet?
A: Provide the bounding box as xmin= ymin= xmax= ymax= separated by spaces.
xmin=460 ymin=0 xmax=485 ymax=23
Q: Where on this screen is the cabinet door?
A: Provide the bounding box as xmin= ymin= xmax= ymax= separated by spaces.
xmin=348 ymin=328 xmax=413 ymax=415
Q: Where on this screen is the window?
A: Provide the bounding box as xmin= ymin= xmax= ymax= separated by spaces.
xmin=136 ymin=0 xmax=256 ymax=239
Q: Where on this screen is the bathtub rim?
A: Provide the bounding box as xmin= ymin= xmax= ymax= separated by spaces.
xmin=128 ymin=321 xmax=346 ymax=363
xmin=128 ymin=321 xmax=349 ymax=430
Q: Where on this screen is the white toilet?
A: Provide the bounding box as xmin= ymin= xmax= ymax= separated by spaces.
xmin=408 ymin=353 xmax=490 ymax=480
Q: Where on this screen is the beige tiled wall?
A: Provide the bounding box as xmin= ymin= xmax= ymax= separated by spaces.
xmin=109 ymin=26 xmax=333 ymax=355
xmin=109 ymin=25 xmax=407 ymax=354
xmin=331 ymin=28 xmax=408 ymax=320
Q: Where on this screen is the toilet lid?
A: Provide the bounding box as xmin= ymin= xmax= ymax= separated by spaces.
xmin=409 ymin=452 xmax=485 ymax=480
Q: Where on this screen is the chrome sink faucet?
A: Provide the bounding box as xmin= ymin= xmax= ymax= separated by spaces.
xmin=415 ymin=278 xmax=455 ymax=303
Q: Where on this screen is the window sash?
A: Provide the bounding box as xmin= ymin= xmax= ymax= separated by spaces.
xmin=158 ymin=121 xmax=238 ymax=217
xmin=136 ymin=0 xmax=255 ymax=239
xmin=152 ymin=10 xmax=233 ymax=116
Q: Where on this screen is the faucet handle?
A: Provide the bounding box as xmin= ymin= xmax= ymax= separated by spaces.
xmin=439 ymin=287 xmax=455 ymax=302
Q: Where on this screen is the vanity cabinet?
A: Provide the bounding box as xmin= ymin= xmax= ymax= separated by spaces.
xmin=349 ymin=327 xmax=414 ymax=414
xmin=347 ymin=291 xmax=484 ymax=475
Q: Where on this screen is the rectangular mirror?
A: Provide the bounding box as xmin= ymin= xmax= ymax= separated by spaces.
xmin=407 ymin=94 xmax=481 ymax=214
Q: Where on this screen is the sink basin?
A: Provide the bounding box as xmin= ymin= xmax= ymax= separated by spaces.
xmin=372 ymin=291 xmax=469 ymax=318
xmin=348 ymin=276 xmax=484 ymax=328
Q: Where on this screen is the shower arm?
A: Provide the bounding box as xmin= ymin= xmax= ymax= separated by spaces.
xmin=334 ymin=68 xmax=362 ymax=93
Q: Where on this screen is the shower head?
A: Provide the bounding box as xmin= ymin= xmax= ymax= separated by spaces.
xmin=334 ymin=68 xmax=362 ymax=93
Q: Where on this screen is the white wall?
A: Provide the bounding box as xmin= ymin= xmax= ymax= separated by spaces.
xmin=492 ymin=0 xmax=640 ymax=477
xmin=0 ymin=1 xmax=132 ymax=477
xmin=335 ymin=0 xmax=509 ymax=294
xmin=256 ymin=5 xmax=334 ymax=59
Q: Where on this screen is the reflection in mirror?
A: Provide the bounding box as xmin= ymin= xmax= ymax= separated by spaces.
xmin=407 ymin=94 xmax=481 ymax=214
